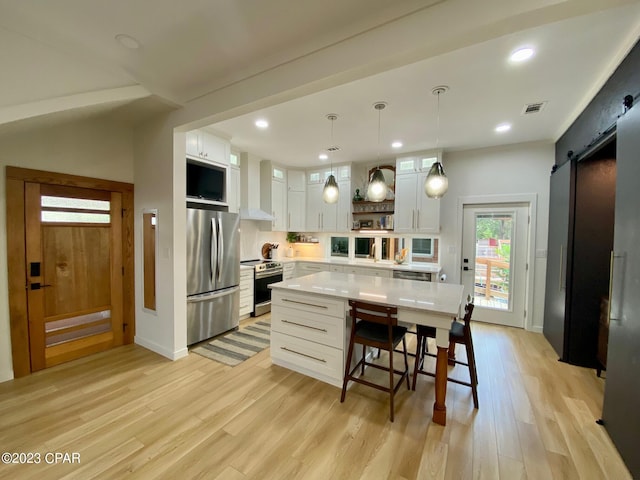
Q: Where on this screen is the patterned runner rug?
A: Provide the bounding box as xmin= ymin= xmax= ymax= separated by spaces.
xmin=191 ymin=320 xmax=271 ymax=366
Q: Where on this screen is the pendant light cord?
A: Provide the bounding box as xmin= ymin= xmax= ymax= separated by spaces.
xmin=330 ymin=116 xmax=334 ymax=174
xmin=377 ymin=106 xmax=381 ymax=168
xmin=435 ymin=90 xmax=440 ymax=150
xmin=431 ymin=86 xmax=448 ymax=165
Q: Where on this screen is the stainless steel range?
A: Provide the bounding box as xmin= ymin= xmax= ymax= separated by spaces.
xmin=240 ymin=259 xmax=283 ymax=316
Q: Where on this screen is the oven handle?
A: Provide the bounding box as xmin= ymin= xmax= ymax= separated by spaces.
xmin=255 ymin=270 xmax=284 ymax=280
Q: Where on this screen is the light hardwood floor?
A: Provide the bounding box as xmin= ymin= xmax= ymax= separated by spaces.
xmin=0 ymin=316 xmax=631 ymax=479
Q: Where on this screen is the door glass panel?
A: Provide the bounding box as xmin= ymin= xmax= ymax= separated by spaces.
xmin=474 ymin=213 xmax=513 ymax=310
xmin=41 ymin=195 xmax=111 ymax=223
xmin=45 ymin=309 xmax=112 ymax=347
xmin=42 ymin=211 xmax=111 ymax=223
xmin=143 ymin=210 xmax=157 ymax=310
xmin=41 ymin=196 xmax=110 ymax=210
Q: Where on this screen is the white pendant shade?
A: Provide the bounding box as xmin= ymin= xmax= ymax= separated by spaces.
xmin=322 ymin=113 xmax=340 ymax=204
xmin=367 ymin=168 xmax=388 ymax=202
xmin=323 ymin=174 xmax=339 ymax=204
xmin=423 ymin=86 xmax=450 ymax=199
xmin=424 ymin=161 xmax=448 ymax=199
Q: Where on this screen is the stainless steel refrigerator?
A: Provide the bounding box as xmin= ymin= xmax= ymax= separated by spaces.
xmin=186 ymin=207 xmax=240 ymax=345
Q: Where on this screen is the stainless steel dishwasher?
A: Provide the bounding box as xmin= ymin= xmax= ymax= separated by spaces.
xmin=392 ymin=270 xmax=432 ymax=282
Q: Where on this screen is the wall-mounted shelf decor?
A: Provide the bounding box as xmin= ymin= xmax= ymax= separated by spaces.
xmin=352 ymin=200 xmax=394 ymax=213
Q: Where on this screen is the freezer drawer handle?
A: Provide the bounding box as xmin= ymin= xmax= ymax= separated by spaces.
xmin=281 ymin=347 xmax=327 ymax=363
xmin=281 ymin=298 xmax=328 ymax=309
xmin=187 ymin=286 xmax=240 ymax=303
xmin=282 ymin=319 xmax=328 ymax=332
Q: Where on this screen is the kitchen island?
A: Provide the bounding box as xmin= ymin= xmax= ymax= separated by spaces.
xmin=269 ymin=271 xmax=465 ymax=425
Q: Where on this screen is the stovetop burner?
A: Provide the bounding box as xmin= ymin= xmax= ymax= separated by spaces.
xmin=241 ymin=259 xmax=283 ymax=272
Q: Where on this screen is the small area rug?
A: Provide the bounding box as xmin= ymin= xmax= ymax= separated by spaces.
xmin=191 ymin=320 xmax=271 ymax=367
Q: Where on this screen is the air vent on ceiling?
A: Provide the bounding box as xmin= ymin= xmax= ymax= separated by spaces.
xmin=327 ymin=145 xmax=340 ymax=152
xmin=522 ymin=101 xmax=547 ymax=115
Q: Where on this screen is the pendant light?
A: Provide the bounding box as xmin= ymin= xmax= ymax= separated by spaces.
xmin=322 ymin=114 xmax=339 ymax=204
xmin=424 ymin=86 xmax=449 ymax=199
xmin=367 ymin=102 xmax=388 ymax=202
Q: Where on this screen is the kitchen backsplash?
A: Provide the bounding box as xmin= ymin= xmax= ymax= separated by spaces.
xmin=239 ymin=221 xmax=287 ymax=260
xmin=239 ymin=221 xmax=326 ymax=260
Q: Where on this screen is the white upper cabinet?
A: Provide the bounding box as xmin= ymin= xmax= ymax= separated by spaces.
xmin=305 ymin=164 xmax=351 ymax=233
xmin=186 ymin=130 xmax=230 ymax=165
xmin=396 ymin=152 xmax=441 ymax=176
xmin=288 ymin=170 xmax=306 ymax=191
xmin=336 ymin=178 xmax=352 ymax=232
xmin=260 ymin=161 xmax=287 ymax=231
xmin=287 ymin=170 xmax=306 ymax=231
xmin=228 ymin=165 xmax=240 ymax=213
xmin=394 ymin=152 xmax=441 ymax=233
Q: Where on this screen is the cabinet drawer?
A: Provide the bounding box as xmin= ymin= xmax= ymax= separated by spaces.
xmin=239 ymin=303 xmax=253 ymax=316
xmin=298 ymin=263 xmax=327 ymax=274
xmin=239 ymin=284 xmax=254 ymax=297
xmin=271 ymin=332 xmax=343 ymax=384
xmin=272 ymin=291 xmax=345 ymax=318
xmin=272 ymin=305 xmax=344 ymax=348
xmin=345 ymin=266 xmax=391 ymax=278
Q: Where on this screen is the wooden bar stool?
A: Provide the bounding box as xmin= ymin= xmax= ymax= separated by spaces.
xmin=340 ymin=300 xmax=410 ymax=422
xmin=411 ymin=298 xmax=479 ymax=408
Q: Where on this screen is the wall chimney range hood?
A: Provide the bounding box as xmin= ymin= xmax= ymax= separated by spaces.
xmin=239 ymin=208 xmax=275 ymax=221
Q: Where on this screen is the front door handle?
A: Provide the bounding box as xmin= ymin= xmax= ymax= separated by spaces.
xmin=30 ymin=282 xmax=53 ymax=290
xmin=463 ymin=266 xmax=473 ymax=271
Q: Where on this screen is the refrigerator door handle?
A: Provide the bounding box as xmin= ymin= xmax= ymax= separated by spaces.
xmin=187 ymin=286 xmax=240 ymax=303
xmin=217 ymin=216 xmax=224 ymax=284
xmin=211 ymin=217 xmax=218 ymax=285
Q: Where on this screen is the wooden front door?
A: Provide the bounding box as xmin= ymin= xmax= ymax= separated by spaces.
xmin=25 ymin=183 xmax=123 ymax=370
xmin=6 ymin=166 xmax=134 ymax=376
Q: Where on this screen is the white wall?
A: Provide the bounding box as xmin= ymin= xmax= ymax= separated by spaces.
xmin=438 ymin=141 xmax=554 ymax=331
xmin=133 ymin=117 xmax=188 ymax=360
xmin=0 ymin=117 xmax=134 ymax=382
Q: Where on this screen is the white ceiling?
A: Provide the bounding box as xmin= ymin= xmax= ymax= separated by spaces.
xmin=1 ymin=0 xmax=640 ymax=166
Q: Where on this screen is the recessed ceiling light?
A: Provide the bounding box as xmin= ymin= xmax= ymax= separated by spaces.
xmin=115 ymin=34 xmax=141 ymax=50
xmin=510 ymin=47 xmax=535 ymax=63
xmin=319 ymin=153 xmax=328 ymax=160
xmin=391 ymin=141 xmax=403 ymax=149
xmin=495 ymin=123 xmax=512 ymax=133
xmin=255 ymin=119 xmax=269 ymax=129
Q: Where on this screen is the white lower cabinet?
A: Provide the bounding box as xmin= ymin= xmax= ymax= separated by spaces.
xmin=283 ymin=262 xmax=296 ymax=280
xmin=271 ymin=290 xmax=346 ymax=387
xmin=296 ymin=262 xmax=328 ymax=276
xmin=239 ymin=269 xmax=254 ymax=317
xmin=344 ymin=266 xmax=391 ymax=278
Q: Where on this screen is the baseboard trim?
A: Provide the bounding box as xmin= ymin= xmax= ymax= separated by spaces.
xmin=0 ymin=369 xmax=14 ymax=384
xmin=134 ymin=336 xmax=188 ymax=361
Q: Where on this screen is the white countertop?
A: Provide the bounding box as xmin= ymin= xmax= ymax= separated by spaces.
xmin=270 ymin=271 xmax=463 ymax=316
xmin=279 ymin=256 xmax=441 ymax=274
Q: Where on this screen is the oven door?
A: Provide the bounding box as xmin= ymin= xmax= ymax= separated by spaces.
xmin=253 ymin=271 xmax=283 ymax=316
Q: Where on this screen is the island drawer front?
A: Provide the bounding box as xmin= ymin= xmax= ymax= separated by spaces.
xmin=271 ymin=305 xmax=344 ymax=348
xmin=271 ymin=332 xmax=343 ymax=383
xmin=272 ymin=291 xmax=345 ymax=318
